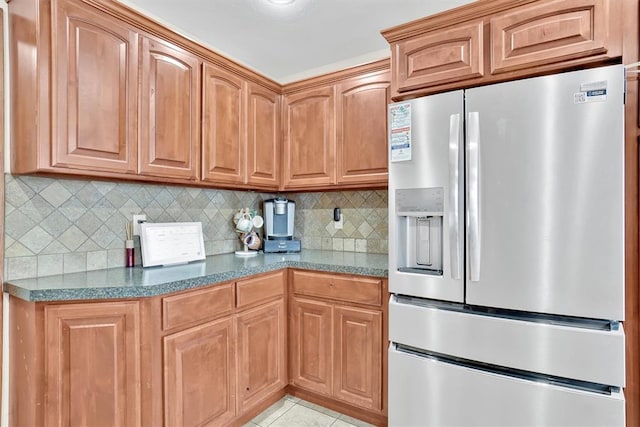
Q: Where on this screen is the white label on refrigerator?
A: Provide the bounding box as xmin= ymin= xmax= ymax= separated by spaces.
xmin=390 ymin=103 xmax=412 ymax=162
xmin=574 ymin=80 xmax=608 ymax=103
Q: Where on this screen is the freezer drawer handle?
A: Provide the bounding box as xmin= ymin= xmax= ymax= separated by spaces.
xmin=448 ymin=113 xmax=461 ymax=280
xmin=467 ymin=111 xmax=481 ymax=281
xmin=392 ymin=343 xmax=619 ymax=396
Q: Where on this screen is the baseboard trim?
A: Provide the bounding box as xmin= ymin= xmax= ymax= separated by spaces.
xmin=286 ymin=385 xmax=388 ymax=427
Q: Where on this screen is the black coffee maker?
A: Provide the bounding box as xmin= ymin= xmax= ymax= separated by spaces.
xmin=263 ymin=198 xmax=301 ymax=253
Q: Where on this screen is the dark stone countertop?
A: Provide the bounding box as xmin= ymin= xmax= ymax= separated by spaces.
xmin=4 ymin=250 xmax=388 ymax=302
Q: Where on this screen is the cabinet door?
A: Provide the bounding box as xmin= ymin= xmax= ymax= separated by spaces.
xmin=333 ymin=305 xmax=382 ymax=411
xmin=394 ymin=20 xmax=484 ymax=93
xmin=201 ymin=63 xmax=245 ymax=184
xmin=282 ymin=86 xmax=335 ymax=189
xmin=490 ymin=0 xmax=621 ymax=74
xmin=290 ymin=298 xmax=333 ymax=395
xmin=52 ymin=0 xmax=138 ymax=174
xmin=45 ymin=301 xmax=141 ymax=427
xmin=140 ymin=37 xmax=200 ymax=180
xmin=247 ymin=83 xmax=280 ymax=188
xmin=336 ymin=71 xmax=390 ymax=185
xmin=236 ymin=299 xmax=286 ymax=413
xmin=164 ymin=317 xmax=235 ymax=427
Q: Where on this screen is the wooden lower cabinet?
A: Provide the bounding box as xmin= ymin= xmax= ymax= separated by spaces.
xmin=290 ymin=298 xmax=333 ymax=395
xmin=45 ymin=302 xmax=140 ymax=427
xmin=236 ymin=299 xmax=287 ymax=413
xmin=158 ymin=272 xmax=287 ymax=426
xmin=9 ymin=270 xmax=386 ymax=426
xmin=164 ymin=317 xmax=236 ymax=427
xmin=23 ymin=300 xmax=141 ymax=427
xmin=333 ymin=306 xmax=382 ymax=411
xmin=289 ymin=270 xmax=386 ymax=418
xmin=290 ymin=298 xmax=383 ymax=413
xmin=46 ymin=302 xmax=140 ymax=427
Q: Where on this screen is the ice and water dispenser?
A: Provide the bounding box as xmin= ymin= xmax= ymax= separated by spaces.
xmin=394 ymin=187 xmax=444 ymax=276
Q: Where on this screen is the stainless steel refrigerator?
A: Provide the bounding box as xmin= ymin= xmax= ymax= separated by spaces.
xmin=388 ymin=65 xmax=625 ymax=426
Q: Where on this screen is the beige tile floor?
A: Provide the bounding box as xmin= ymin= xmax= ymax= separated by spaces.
xmin=245 ymin=395 xmax=376 ymax=427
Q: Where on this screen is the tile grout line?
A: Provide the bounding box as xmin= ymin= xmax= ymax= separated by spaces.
xmin=263 ymin=400 xmax=298 ymax=426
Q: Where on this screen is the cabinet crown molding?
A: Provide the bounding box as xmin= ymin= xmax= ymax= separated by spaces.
xmin=282 ymin=58 xmax=390 ymax=94
xmin=381 ymin=0 xmax=539 ymax=43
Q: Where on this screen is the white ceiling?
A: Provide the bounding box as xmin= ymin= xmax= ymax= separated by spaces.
xmin=118 ymin=0 xmax=475 ymax=84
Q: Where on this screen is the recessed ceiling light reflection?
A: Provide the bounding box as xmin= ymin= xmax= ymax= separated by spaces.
xmin=267 ymin=0 xmax=295 ymax=5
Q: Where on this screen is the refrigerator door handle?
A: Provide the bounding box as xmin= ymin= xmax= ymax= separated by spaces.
xmin=448 ymin=113 xmax=461 ymax=280
xmin=468 ymin=111 xmax=481 ymax=282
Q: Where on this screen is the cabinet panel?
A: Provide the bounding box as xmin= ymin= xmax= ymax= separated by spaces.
xmin=290 ymin=298 xmax=333 ymax=395
xmin=491 ymin=0 xmax=619 ymax=74
xmin=291 ymin=270 xmax=382 ymax=306
xmin=337 ymin=71 xmax=390 ymax=185
xmin=283 ymin=86 xmax=335 ymax=188
xmin=333 ymin=306 xmax=382 ymax=411
xmin=236 ymin=299 xmax=287 ymax=413
xmin=202 ymin=63 xmax=245 ymax=184
xmin=52 ymin=0 xmax=138 ymax=173
xmin=164 ymin=317 xmax=235 ymax=427
xmin=45 ymin=301 xmax=140 ymax=427
xmin=236 ymin=270 xmax=285 ymax=309
xmin=395 ymin=20 xmax=484 ymax=92
xmin=247 ymin=83 xmax=280 ymax=188
xmin=140 ymin=37 xmax=200 ymax=180
xmin=162 ymin=282 xmax=234 ymax=331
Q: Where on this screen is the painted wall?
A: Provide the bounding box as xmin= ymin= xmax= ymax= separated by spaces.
xmin=4 ymin=174 xmax=388 ymax=280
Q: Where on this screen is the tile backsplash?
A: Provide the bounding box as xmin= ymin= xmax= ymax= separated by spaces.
xmin=289 ymin=190 xmax=388 ymax=254
xmin=4 ymin=174 xmax=388 ymax=280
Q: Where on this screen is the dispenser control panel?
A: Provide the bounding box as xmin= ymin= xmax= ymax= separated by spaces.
xmin=396 ymin=188 xmax=444 ymax=216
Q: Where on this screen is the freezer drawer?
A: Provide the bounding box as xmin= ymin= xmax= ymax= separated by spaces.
xmin=389 ymin=296 xmax=625 ymax=387
xmin=389 ymin=346 xmax=625 ymax=427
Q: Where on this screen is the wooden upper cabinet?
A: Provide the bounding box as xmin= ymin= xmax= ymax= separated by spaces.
xmin=139 ymin=37 xmax=200 ymax=180
xmin=383 ymin=0 xmax=622 ymax=99
xmin=490 ymin=0 xmax=621 ymax=74
xmin=51 ymin=0 xmax=138 ymax=174
xmin=336 ymin=70 xmax=390 ymax=185
xmin=201 ymin=63 xmax=245 ymax=185
xmin=45 ymin=301 xmax=141 ymax=427
xmin=394 ymin=20 xmax=484 ymax=93
xmin=282 ymin=86 xmax=336 ymax=189
xmin=247 ymin=83 xmax=280 ymax=188
xmin=491 ymin=0 xmax=622 ymax=73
